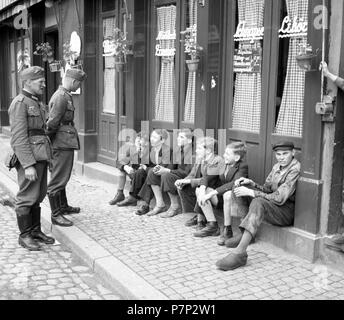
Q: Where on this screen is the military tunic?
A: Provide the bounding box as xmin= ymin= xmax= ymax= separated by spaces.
xmin=46 ymin=86 xmax=80 ymax=195
xmin=8 ymin=90 xmax=51 ymax=209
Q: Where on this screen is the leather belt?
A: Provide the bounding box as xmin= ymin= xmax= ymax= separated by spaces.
xmin=28 ymin=129 xmax=45 ymax=137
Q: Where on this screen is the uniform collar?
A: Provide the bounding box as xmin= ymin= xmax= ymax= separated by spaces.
xmin=22 ymin=89 xmax=40 ymax=101
xmin=59 ymin=85 xmax=72 ymax=97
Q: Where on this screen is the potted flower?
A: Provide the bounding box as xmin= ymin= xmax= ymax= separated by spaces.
xmin=296 ymin=43 xmax=318 ymax=71
xmin=34 ymin=42 xmax=62 ymax=73
xmin=103 ymin=27 xmax=133 ymax=72
xmin=34 ymin=42 xmax=54 ymax=63
xmin=180 ymin=25 xmax=203 ymax=72
xmin=63 ymin=41 xmax=80 ymax=68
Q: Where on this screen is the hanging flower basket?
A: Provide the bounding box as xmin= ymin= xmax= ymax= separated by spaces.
xmin=186 ymin=59 xmax=200 ymax=72
xmin=296 ymin=53 xmax=317 ymax=72
xmin=49 ymin=60 xmax=62 ymax=72
xmin=115 ymin=61 xmax=125 ymax=72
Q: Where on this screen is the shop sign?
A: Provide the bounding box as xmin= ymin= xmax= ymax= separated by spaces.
xmin=155 ymin=31 xmax=176 ymax=57
xmin=233 ymin=42 xmax=262 ymax=73
xmin=234 ymin=21 xmax=264 ymax=42
xmin=279 ymin=16 xmax=307 ymax=38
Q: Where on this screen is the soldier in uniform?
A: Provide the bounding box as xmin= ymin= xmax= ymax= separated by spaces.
xmin=8 ymin=66 xmax=55 ymax=251
xmin=46 ymin=68 xmax=87 ymax=227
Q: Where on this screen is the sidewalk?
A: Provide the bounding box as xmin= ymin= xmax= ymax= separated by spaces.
xmin=1 ymin=133 xmax=344 ymax=300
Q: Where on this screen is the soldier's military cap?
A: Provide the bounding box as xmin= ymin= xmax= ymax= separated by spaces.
xmin=20 ymin=66 xmax=45 ymax=81
xmin=272 ymin=141 xmax=294 ymax=151
xmin=65 ymin=68 xmax=87 ymax=81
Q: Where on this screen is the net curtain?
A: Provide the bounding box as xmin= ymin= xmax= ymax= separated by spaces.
xmin=231 ymin=0 xmax=265 ymax=133
xmin=154 ymin=5 xmax=176 ymax=122
xmin=183 ymin=0 xmax=197 ymax=123
xmin=103 ymin=17 xmax=116 ymax=114
xmin=275 ymin=0 xmax=308 ymax=137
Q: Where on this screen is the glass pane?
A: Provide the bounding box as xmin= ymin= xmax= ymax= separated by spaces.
xmin=183 ymin=0 xmax=197 ymax=124
xmin=231 ymin=0 xmax=265 ymax=133
xmin=102 ymin=0 xmax=116 ymax=12
xmin=274 ymin=0 xmax=309 ymax=138
xmin=102 ymin=16 xmax=116 ymax=114
xmin=153 ymin=5 xmax=176 ymax=122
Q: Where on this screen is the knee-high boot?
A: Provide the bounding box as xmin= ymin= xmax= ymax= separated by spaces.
xmin=49 ymin=192 xmax=73 ymax=227
xmin=16 ymin=207 xmax=41 ymax=251
xmin=31 ymin=206 xmax=55 ymax=244
xmin=60 ymin=189 xmax=80 ymax=214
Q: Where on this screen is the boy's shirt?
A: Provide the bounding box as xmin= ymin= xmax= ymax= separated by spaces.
xmin=186 ymin=154 xmax=224 ymax=189
xmin=253 ymin=158 xmax=301 ymax=206
xmin=214 ymin=160 xmax=249 ymax=195
xmin=170 ymin=145 xmax=193 ymax=178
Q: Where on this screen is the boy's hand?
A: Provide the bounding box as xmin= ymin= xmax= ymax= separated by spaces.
xmin=234 ymin=178 xmax=254 ymax=187
xmin=124 ymin=165 xmax=134 ymax=175
xmin=175 ymin=179 xmax=190 ymax=189
xmin=139 ymin=164 xmax=147 ymax=171
xmin=234 ymin=186 xmax=255 ymax=198
xmin=155 ymin=167 xmax=170 ymax=175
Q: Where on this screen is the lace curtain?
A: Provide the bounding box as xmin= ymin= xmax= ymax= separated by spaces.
xmin=183 ymin=0 xmax=197 ymax=123
xmin=231 ymin=0 xmax=265 ymax=133
xmin=102 ymin=17 xmax=116 ymax=114
xmin=274 ymin=0 xmax=308 ymax=137
xmin=154 ymin=5 xmax=176 ymax=122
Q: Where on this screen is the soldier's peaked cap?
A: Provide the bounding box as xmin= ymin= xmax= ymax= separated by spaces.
xmin=272 ymin=141 xmax=294 ymax=151
xmin=20 ymin=66 xmax=45 ymax=81
xmin=65 ymin=68 xmax=87 ymax=81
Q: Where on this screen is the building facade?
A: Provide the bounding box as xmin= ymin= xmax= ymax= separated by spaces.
xmin=1 ymin=0 xmax=344 ymax=265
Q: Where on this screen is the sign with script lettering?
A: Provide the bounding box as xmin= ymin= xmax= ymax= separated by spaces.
xmin=234 ymin=21 xmax=264 ymax=42
xmin=279 ymin=16 xmax=308 ymax=38
xmin=233 ymin=42 xmax=262 ymax=73
xmin=155 ymin=31 xmax=176 ymax=57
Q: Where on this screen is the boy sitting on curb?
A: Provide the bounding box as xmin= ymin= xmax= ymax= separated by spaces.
xmin=195 ymin=142 xmax=248 ymax=240
xmin=109 ymin=132 xmax=149 ymax=206
xmin=175 ymin=136 xmax=224 ymax=231
xmin=216 ymin=141 xmax=301 ymax=271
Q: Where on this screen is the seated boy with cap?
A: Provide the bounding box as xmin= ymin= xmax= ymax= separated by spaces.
xmin=216 ymin=141 xmax=301 ymax=271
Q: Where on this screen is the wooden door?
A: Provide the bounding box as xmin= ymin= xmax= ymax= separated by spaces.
xmin=97 ymin=0 xmax=129 ymax=166
xmin=223 ymin=0 xmax=306 ymax=184
xmin=45 ymin=29 xmax=59 ymax=104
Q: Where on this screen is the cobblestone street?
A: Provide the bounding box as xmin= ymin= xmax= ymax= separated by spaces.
xmin=0 ymin=190 xmax=122 ymax=300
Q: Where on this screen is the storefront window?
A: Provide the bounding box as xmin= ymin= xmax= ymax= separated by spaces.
xmin=183 ymin=0 xmax=197 ymax=124
xmin=274 ymin=0 xmax=308 ymax=137
xmin=102 ymin=16 xmax=117 ymax=114
xmin=154 ymin=5 xmax=176 ymax=122
xmin=231 ymin=0 xmax=265 ymax=133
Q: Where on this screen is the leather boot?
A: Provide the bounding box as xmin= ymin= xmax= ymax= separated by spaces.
xmin=217 ymin=226 xmax=233 ymax=246
xmin=109 ymin=190 xmax=125 ymax=205
xmin=49 ymin=192 xmax=73 ymax=227
xmin=60 ymin=188 xmax=80 ymax=214
xmin=31 ymin=206 xmax=55 ymax=244
xmin=194 ymin=221 xmax=220 ymax=237
xmin=16 ymin=207 xmax=41 ymax=251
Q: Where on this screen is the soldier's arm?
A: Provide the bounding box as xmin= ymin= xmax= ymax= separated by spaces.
xmin=10 ymin=101 xmax=36 ymax=169
xmin=46 ymin=94 xmax=67 ymax=134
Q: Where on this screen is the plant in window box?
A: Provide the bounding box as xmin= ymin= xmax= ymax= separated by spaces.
xmin=34 ymin=42 xmax=54 ymax=63
xmin=103 ymin=27 xmax=133 ymax=72
xmin=180 ymin=25 xmax=203 ymax=72
xmin=296 ymin=43 xmax=319 ymax=72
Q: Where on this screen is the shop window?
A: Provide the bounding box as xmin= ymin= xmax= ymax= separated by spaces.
xmin=122 ymin=12 xmax=127 ymax=117
xmin=274 ymin=0 xmax=308 ymax=137
xmin=102 ymin=16 xmax=117 ymax=114
xmin=231 ymin=0 xmax=265 ymax=133
xmin=183 ymin=0 xmax=197 ymax=124
xmin=154 ymin=5 xmax=176 ymax=122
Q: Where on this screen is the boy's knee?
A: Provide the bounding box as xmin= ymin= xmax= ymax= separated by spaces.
xmin=223 ymin=191 xmax=232 ymax=202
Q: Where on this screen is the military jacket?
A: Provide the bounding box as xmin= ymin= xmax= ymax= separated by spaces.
xmin=46 ymin=86 xmax=80 ymax=150
xmin=8 ymin=90 xmax=52 ymax=169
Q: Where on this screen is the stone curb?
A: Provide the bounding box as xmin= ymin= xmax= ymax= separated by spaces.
xmin=0 ymin=167 xmax=168 ymax=300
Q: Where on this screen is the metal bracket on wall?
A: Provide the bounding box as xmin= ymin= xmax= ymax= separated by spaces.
xmin=315 ymin=95 xmax=336 ymax=122
xmin=198 ymin=0 xmax=206 ymax=7
xmin=124 ymin=0 xmax=132 ymax=22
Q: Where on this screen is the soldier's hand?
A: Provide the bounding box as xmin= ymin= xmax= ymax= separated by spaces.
xmin=25 ymin=166 xmax=38 ymax=181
